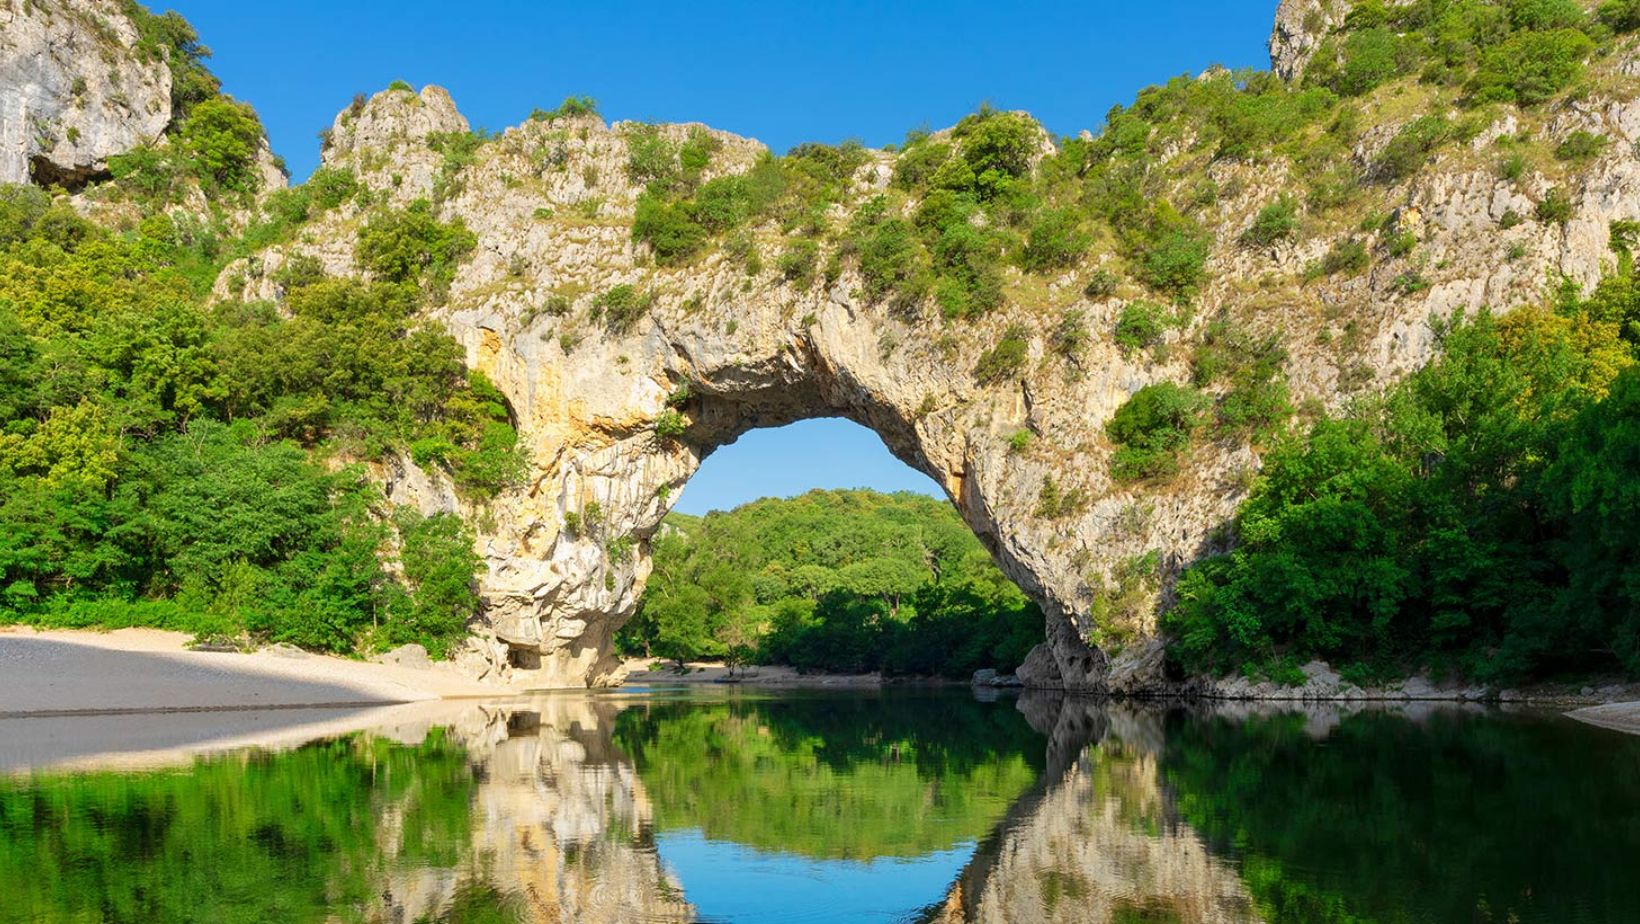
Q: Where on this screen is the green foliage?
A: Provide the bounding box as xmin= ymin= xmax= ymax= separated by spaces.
xmin=1602 ymin=0 xmax=1640 ymax=30
xmin=654 ymin=408 xmax=688 ymax=440
xmin=1083 ymin=269 xmax=1119 ymax=298
xmin=778 ymin=238 xmax=820 ymax=287
xmin=1113 ymin=300 xmax=1173 ymax=354
xmin=122 ymin=1 xmax=220 ymax=119
xmin=1470 ymin=28 xmax=1594 ymax=105
xmin=1107 ymin=382 xmax=1208 ymax=483
xmin=532 ymin=95 xmax=600 ymax=120
xmin=590 ymin=284 xmax=653 ymax=334
xmin=1308 ymin=237 xmax=1370 ymax=279
xmin=1136 ymin=208 xmax=1210 ymax=299
xmin=1167 ymin=285 xmax=1640 ymax=682
xmin=614 ymin=695 xmax=1044 ymax=860
xmin=177 ymin=97 xmax=266 ymax=195
xmin=0 ymin=729 xmax=481 ymax=922
xmin=1555 ymin=130 xmax=1608 ymax=163
xmin=0 ymin=182 xmax=500 ymax=656
xmin=1374 ymin=115 xmax=1450 ymax=182
xmin=1020 ymin=207 xmax=1090 ymax=273
xmin=1034 ymin=476 xmax=1088 ymax=519
xmin=390 ymin=509 xmax=481 ymax=657
xmin=1241 ymin=197 xmax=1299 ymax=247
xmin=618 ymin=489 xmax=1041 ymax=678
xmin=972 ymin=324 xmax=1030 ymax=385
xmin=1536 ymin=186 xmax=1574 ymax=224
xmin=355 ymin=199 xmax=476 ymax=295
xmin=1049 ymin=309 xmax=1090 ymax=364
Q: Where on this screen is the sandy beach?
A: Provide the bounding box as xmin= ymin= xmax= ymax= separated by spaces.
xmin=0 ymin=627 xmax=527 ymax=772
xmin=0 ymin=626 xmax=501 ymax=716
xmin=1567 ymin=701 xmax=1640 ymax=736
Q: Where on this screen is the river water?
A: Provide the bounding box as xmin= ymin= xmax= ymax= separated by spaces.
xmin=1 ymin=688 xmax=1636 ymax=923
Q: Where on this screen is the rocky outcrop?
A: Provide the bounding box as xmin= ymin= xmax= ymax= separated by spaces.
xmin=0 ymin=0 xmax=172 ymax=187
xmin=205 ymin=39 xmax=1640 ymax=690
xmin=1270 ymin=0 xmax=1348 ymax=81
xmin=16 ymin=1 xmax=1634 ymax=692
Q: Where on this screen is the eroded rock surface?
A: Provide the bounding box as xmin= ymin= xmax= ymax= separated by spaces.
xmin=0 ymin=0 xmax=171 ymax=186
xmin=203 ymin=41 xmax=1640 ymax=690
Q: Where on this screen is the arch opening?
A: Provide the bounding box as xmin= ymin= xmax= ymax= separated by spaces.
xmin=610 ymin=417 xmax=1048 ymax=681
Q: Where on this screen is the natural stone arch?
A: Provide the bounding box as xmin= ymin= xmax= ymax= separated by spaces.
xmin=216 ymin=32 xmax=1630 ymax=690
xmin=444 ymin=274 xmax=1122 ymax=691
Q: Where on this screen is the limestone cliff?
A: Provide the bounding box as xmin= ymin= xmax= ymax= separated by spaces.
xmin=211 ymin=3 xmax=1640 ymax=691
xmin=0 ymin=0 xmax=171 ymax=186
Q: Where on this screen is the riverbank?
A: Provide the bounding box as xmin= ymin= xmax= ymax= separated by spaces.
xmin=621 ymin=658 xmax=888 ymax=688
xmin=0 ymin=627 xmax=502 ymax=716
xmin=1567 ymin=702 xmax=1640 ymax=736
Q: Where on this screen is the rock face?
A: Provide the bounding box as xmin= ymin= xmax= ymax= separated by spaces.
xmin=1269 ymin=0 xmax=1348 ymax=81
xmin=0 ymin=0 xmax=172 ymax=186
xmin=209 ymin=41 xmax=1640 ymax=690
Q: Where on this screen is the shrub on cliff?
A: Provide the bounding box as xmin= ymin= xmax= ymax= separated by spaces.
xmin=355 ymin=199 xmax=476 ymax=294
xmin=1107 ymin=382 xmax=1207 ymax=482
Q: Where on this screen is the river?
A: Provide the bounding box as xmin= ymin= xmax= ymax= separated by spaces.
xmin=1 ymin=689 xmax=1636 ymax=923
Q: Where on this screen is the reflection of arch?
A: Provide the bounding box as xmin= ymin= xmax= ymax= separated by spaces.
xmin=924 ymin=694 xmax=1261 ymax=924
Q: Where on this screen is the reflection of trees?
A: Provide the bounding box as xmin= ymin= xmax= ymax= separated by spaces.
xmin=0 ymin=698 xmax=693 ymax=924
xmin=613 ymin=692 xmax=1046 ymax=860
xmin=1159 ymin=707 xmax=1640 ymax=924
xmin=0 ymin=730 xmax=483 ymax=923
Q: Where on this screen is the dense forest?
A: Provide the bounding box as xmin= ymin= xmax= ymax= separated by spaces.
xmin=618 ymin=490 xmax=1041 ymax=677
xmin=1168 ymin=266 xmax=1640 ymax=685
xmin=0 ymin=9 xmax=510 ymax=657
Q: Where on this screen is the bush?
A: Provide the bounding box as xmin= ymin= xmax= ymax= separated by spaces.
xmin=390 ymin=509 xmax=481 ymax=658
xmin=1240 ymin=197 xmax=1299 ymax=248
xmin=178 ymin=98 xmax=265 ymax=195
xmin=973 ymin=324 xmax=1030 ymax=385
xmin=1106 ymin=382 xmax=1207 ymax=482
xmin=1083 ymin=270 xmax=1119 ymax=298
xmin=355 ymin=199 xmax=476 ymax=293
xmin=1536 ymin=187 xmax=1574 ymax=225
xmin=632 ymin=191 xmax=707 ymax=265
xmin=778 ymin=239 xmax=820 ymax=288
xmin=1114 ymin=300 xmax=1172 ymax=354
xmin=533 ymin=95 xmax=599 ymax=121
xmin=848 ymin=204 xmax=930 ymax=307
xmin=1308 ymin=238 xmax=1370 ymax=279
xmin=1140 ymin=225 xmax=1210 ymax=298
xmin=1470 ymin=29 xmax=1594 ymax=106
xmin=1020 ymin=208 xmax=1090 ymax=273
xmin=654 ymin=408 xmax=688 ymax=440
xmin=1601 ymin=0 xmax=1640 ymax=31
xmin=626 ymin=124 xmax=679 ymax=187
xmin=1049 ymin=309 xmax=1090 ymax=363
xmin=591 ymin=284 xmax=653 ymax=334
xmin=1374 ymin=116 xmax=1450 ymax=182
xmin=1555 ymin=131 xmax=1607 ymax=164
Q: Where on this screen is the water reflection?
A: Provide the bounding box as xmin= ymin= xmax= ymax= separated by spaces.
xmin=2 ymin=691 xmax=1638 ymax=923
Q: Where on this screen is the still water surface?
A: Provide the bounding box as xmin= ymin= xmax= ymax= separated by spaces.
xmin=2 ymin=689 xmax=1637 ymax=923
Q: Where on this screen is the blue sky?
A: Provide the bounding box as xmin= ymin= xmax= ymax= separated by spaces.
xmin=162 ymin=0 xmax=1278 ymax=514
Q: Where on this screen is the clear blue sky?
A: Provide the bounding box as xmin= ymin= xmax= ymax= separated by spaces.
xmin=161 ymin=0 xmax=1278 ymax=514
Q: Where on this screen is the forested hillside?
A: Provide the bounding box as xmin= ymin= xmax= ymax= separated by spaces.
xmin=618 ymin=490 xmax=1041 ymax=677
xmin=0 ymin=10 xmax=510 ymax=657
